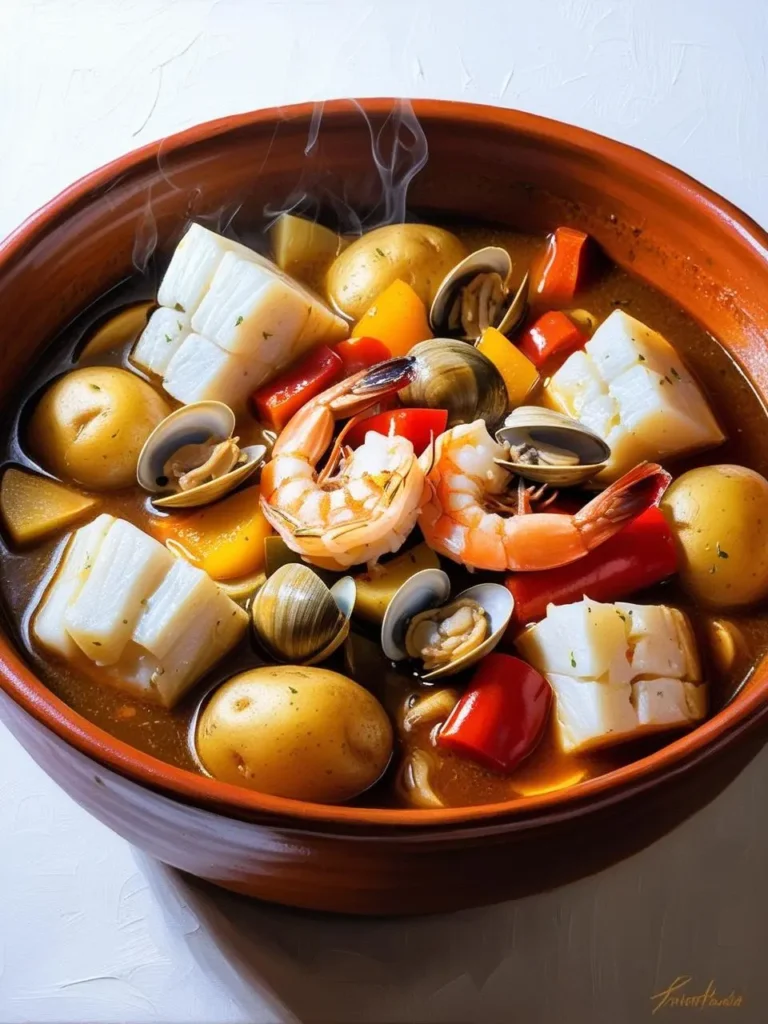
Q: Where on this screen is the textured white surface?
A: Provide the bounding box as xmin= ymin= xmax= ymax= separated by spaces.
xmin=1 ymin=1 xmax=768 ymax=1021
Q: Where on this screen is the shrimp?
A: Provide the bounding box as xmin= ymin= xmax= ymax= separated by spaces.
xmin=418 ymin=420 xmax=670 ymax=572
xmin=260 ymin=357 xmax=429 ymax=570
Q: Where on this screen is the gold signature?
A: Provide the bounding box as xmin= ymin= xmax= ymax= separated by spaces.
xmin=651 ymin=976 xmax=744 ymax=1013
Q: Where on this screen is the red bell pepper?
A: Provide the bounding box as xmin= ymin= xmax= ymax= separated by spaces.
xmin=333 ymin=336 xmax=391 ymax=376
xmin=519 ymin=311 xmax=586 ymax=368
xmin=504 ymin=507 xmax=678 ymax=631
xmin=344 ymin=408 xmax=448 ymax=455
xmin=534 ymin=226 xmax=589 ymax=306
xmin=438 ymin=654 xmax=551 ymax=773
xmin=251 ymin=345 xmax=343 ymax=431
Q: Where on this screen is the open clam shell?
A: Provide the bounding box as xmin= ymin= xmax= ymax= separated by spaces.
xmin=429 ymin=247 xmax=528 ymax=341
xmin=381 ymin=570 xmax=514 ymax=680
xmin=137 ymin=400 xmax=266 ymax=509
xmin=494 ymin=406 xmax=610 ymax=486
xmin=251 ymin=562 xmax=356 ymax=665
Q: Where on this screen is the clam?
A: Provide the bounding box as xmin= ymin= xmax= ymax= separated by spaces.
xmin=137 ymin=401 xmax=266 ymax=509
xmin=429 ymin=246 xmax=529 ymax=341
xmin=251 ymin=562 xmax=356 ymax=665
xmin=494 ymin=406 xmax=610 ymax=486
xmin=400 ymin=339 xmax=508 ymax=431
xmin=381 ymin=568 xmax=513 ymax=680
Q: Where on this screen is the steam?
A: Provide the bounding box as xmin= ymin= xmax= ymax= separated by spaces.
xmin=131 ymin=98 xmax=429 ymax=275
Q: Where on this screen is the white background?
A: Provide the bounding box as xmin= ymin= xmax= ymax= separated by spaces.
xmin=1 ymin=1 xmax=767 ymax=1021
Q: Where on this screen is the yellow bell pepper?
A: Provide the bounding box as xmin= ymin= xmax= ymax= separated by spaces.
xmin=352 ymin=280 xmax=433 ymax=357
xmin=476 ymin=326 xmax=539 ymax=407
xmin=151 ymin=486 xmax=272 ymax=581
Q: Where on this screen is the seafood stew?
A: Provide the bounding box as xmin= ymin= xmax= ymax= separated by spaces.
xmin=2 ymin=214 xmax=767 ymax=810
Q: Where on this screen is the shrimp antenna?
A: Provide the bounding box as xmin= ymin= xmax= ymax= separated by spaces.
xmin=355 ymin=356 xmax=416 ymax=394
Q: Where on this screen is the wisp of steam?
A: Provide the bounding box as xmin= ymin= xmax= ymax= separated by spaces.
xmin=131 ymin=98 xmax=429 ymax=276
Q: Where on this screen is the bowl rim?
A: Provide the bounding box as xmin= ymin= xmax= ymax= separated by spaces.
xmin=2 ymin=96 xmax=768 ymax=829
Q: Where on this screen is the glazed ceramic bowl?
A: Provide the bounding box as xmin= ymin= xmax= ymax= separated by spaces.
xmin=2 ymin=99 xmax=768 ymax=915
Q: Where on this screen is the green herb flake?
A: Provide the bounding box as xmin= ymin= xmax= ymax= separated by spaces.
xmin=177 ymin=320 xmax=184 ymax=331
xmin=89 ymin=383 xmax=101 ymax=391
xmin=122 ymin=619 xmax=128 ymax=625
xmin=92 ymin=641 xmax=102 ymax=646
xmin=375 ymin=247 xmax=386 ymax=258
xmin=569 ymin=651 xmax=577 ymax=668
xmin=664 ymin=375 xmax=673 ymax=385
xmin=262 ymin=331 xmax=272 ymax=340
xmin=174 ymin=302 xmax=185 ymax=313
xmin=717 ymin=543 xmax=729 ymax=559
xmin=289 ymin=686 xmax=298 ymax=694
xmin=164 ymin=334 xmax=172 ymax=344
xmin=616 ymin=610 xmax=626 ymax=622
xmin=235 ymin=315 xmax=244 ymax=326
xmin=670 ymin=367 xmax=681 ymax=380
xmin=637 ymin=353 xmax=646 ymax=362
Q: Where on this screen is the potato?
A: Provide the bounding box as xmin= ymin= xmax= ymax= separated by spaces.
xmin=353 ymin=543 xmax=440 ymax=624
xmin=270 ymin=214 xmax=346 ymax=292
xmin=0 ymin=468 xmax=97 ymax=546
xmin=326 ymin=224 xmax=466 ymax=321
xmin=28 ymin=367 xmax=171 ymax=491
xmin=660 ymin=465 xmax=768 ymax=607
xmin=196 ymin=666 xmax=393 ymax=803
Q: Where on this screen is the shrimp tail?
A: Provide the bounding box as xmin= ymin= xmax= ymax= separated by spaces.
xmin=329 ymin=357 xmax=416 ymax=416
xmin=573 ymin=462 xmax=672 ymax=550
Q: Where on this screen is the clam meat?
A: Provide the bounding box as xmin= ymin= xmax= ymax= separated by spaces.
xmin=429 ymin=246 xmax=529 ymax=341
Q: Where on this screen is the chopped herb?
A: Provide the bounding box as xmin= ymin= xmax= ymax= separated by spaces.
xmin=569 ymin=651 xmax=576 ymax=668
xmin=262 ymin=331 xmax=272 ymax=340
xmin=111 ymin=430 xmax=120 ymax=439
xmin=664 ymin=375 xmax=673 ymax=385
xmin=174 ymin=302 xmax=185 ymax=313
xmin=717 ymin=543 xmax=729 ymax=559
xmin=140 ymin=598 xmax=147 ymax=605
xmin=587 ymin=607 xmax=592 ymax=614
xmin=616 ymin=610 xmax=626 ymax=622
xmin=637 ymin=353 xmax=646 ymax=362
xmin=122 ymin=619 xmax=128 ymax=625
xmin=659 ymin=378 xmax=665 ymax=386
xmin=670 ymin=367 xmax=681 ymax=380
xmin=289 ymin=686 xmax=298 ymax=694
xmin=244 ymin=536 xmax=249 ymax=542
xmin=89 ymin=383 xmax=101 ymax=391
xmin=375 ymin=247 xmax=386 ymax=258
xmin=177 ymin=320 xmax=184 ymax=330
xmin=92 ymin=641 xmax=102 ymax=646
xmin=164 ymin=334 xmax=172 ymax=344
xmin=235 ymin=315 xmax=244 ymax=326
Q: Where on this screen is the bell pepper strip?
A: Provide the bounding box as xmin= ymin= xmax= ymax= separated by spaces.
xmin=534 ymin=226 xmax=589 ymax=306
xmin=519 ymin=311 xmax=586 ymax=368
xmin=333 ymin=336 xmax=391 ymax=376
xmin=476 ymin=326 xmax=539 ymax=406
xmin=352 ymin=279 xmax=433 ymax=357
xmin=504 ymin=507 xmax=678 ymax=631
xmin=344 ymin=408 xmax=448 ymax=455
xmin=438 ymin=653 xmax=551 ymax=773
xmin=250 ymin=345 xmax=343 ymax=431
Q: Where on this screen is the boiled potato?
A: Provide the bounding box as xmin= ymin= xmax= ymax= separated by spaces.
xmin=270 ymin=214 xmax=346 ymax=292
xmin=327 ymin=224 xmax=466 ymax=321
xmin=196 ymin=666 xmax=393 ymax=803
xmin=353 ymin=543 xmax=440 ymax=624
xmin=660 ymin=465 xmax=768 ymax=607
xmin=0 ymin=468 xmax=97 ymax=546
xmin=28 ymin=367 xmax=170 ymax=491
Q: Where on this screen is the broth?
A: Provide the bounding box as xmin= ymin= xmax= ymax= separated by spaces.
xmin=1 ymin=221 xmax=766 ymax=808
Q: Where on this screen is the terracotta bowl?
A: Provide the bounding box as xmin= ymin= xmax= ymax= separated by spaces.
xmin=2 ymin=99 xmax=768 ymax=916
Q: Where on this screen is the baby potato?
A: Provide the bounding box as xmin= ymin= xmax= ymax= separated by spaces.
xmin=326 ymin=224 xmax=466 ymax=321
xmin=660 ymin=464 xmax=768 ymax=607
xmin=196 ymin=666 xmax=393 ymax=803
xmin=28 ymin=367 xmax=171 ymax=491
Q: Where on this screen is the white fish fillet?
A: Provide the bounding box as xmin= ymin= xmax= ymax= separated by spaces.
xmin=33 ymin=514 xmax=115 ymax=658
xmin=162 ymin=332 xmax=263 ymax=407
xmin=131 ymin=307 xmax=190 ymax=376
xmin=516 ymin=596 xmax=706 ymax=753
xmin=546 ymin=310 xmax=724 ymax=480
xmin=151 ymin=224 xmax=347 ymax=408
xmin=33 ymin=515 xmax=246 ymax=707
xmin=64 ymin=519 xmax=174 ymax=665
xmin=157 ymin=224 xmax=259 ymax=316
